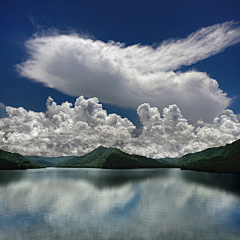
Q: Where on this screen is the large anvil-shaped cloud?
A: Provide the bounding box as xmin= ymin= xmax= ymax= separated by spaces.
xmin=17 ymin=21 xmax=240 ymax=123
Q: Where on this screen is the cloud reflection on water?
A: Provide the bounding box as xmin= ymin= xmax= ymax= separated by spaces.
xmin=0 ymin=168 xmax=239 ymax=240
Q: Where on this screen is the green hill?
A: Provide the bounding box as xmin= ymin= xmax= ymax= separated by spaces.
xmin=3 ymin=139 xmax=239 ymax=173
xmin=0 ymin=149 xmax=46 ymax=170
xmin=57 ymin=146 xmax=175 ymax=169
xmin=25 ymin=156 xmax=76 ymax=166
xmin=175 ymin=139 xmax=240 ymax=174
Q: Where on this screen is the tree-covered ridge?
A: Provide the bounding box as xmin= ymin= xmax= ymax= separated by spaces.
xmin=57 ymin=146 xmax=109 ymax=168
xmin=57 ymin=146 xmax=175 ymax=169
xmin=0 ymin=149 xmax=45 ymax=170
xmin=1 ymin=139 xmax=239 ymax=173
xmin=176 ymin=139 xmax=240 ymax=174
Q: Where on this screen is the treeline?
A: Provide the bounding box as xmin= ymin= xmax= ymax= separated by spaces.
xmin=175 ymin=139 xmax=240 ymax=174
xmin=1 ymin=139 xmax=239 ymax=173
xmin=57 ymin=146 xmax=175 ymax=169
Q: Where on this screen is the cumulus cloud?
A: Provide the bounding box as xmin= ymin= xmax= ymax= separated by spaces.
xmin=0 ymin=96 xmax=240 ymax=158
xmin=16 ymin=21 xmax=240 ymax=123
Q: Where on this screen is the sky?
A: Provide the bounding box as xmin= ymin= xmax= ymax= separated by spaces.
xmin=0 ymin=0 xmax=240 ymax=157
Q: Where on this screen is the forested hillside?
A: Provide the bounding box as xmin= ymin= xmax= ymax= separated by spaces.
xmin=0 ymin=149 xmax=45 ymax=170
xmin=58 ymin=146 xmax=175 ymax=169
xmin=176 ymin=139 xmax=240 ymax=173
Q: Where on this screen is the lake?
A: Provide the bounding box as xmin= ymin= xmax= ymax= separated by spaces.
xmin=0 ymin=168 xmax=239 ymax=240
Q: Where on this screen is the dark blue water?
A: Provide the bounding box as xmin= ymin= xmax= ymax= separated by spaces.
xmin=0 ymin=168 xmax=239 ymax=240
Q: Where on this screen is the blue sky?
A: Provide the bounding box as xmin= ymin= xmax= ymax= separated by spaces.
xmin=0 ymin=0 xmax=240 ymax=157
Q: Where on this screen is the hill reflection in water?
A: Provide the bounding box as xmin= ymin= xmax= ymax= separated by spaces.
xmin=0 ymin=168 xmax=239 ymax=240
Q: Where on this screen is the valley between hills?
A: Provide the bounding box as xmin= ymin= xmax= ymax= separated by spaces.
xmin=0 ymin=139 xmax=240 ymax=174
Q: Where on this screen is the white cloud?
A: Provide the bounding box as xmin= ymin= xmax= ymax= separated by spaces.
xmin=16 ymin=21 xmax=240 ymax=124
xmin=0 ymin=96 xmax=240 ymax=158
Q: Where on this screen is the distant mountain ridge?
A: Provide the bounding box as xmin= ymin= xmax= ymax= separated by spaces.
xmin=155 ymin=157 xmax=179 ymax=165
xmin=1 ymin=139 xmax=240 ymax=173
xmin=57 ymin=146 xmax=175 ymax=169
xmin=25 ymin=156 xmax=76 ymax=166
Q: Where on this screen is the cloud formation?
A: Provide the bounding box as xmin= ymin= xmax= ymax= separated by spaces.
xmin=17 ymin=21 xmax=240 ymax=123
xmin=0 ymin=96 xmax=240 ymax=158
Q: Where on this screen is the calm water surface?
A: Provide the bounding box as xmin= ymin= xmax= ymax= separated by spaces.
xmin=0 ymin=168 xmax=239 ymax=240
